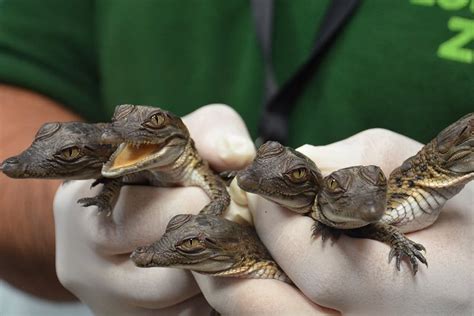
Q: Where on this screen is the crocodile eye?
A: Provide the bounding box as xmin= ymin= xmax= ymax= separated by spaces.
xmin=144 ymin=113 xmax=166 ymax=129
xmin=326 ymin=177 xmax=341 ymax=192
xmin=58 ymin=146 xmax=82 ymax=161
xmin=177 ymin=238 xmax=205 ymax=253
xmin=288 ymin=168 xmax=308 ymax=183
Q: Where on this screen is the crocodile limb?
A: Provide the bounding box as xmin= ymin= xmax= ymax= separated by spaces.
xmin=76 ymin=177 xmax=123 ymax=215
xmin=219 ymin=170 xmax=238 ymax=186
xmin=313 ymin=166 xmax=428 ymax=274
xmin=236 ymin=141 xmax=426 ymax=273
xmin=382 ymin=112 xmax=474 ymax=232
xmin=100 ymin=104 xmax=230 ymax=216
xmin=346 ymin=222 xmax=427 ymax=274
xmin=314 ymin=113 xmax=474 ymax=273
xmin=0 ymin=121 xmax=121 ymax=214
xmin=131 ymin=213 xmax=291 ymax=283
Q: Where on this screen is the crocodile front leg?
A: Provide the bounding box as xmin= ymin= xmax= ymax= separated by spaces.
xmin=219 ymin=170 xmax=238 ymax=186
xmin=200 ymin=196 xmax=231 ymax=216
xmin=188 ymin=162 xmax=231 ymax=217
xmin=77 ymin=177 xmax=123 ymax=216
xmin=346 ymin=222 xmax=427 ymax=274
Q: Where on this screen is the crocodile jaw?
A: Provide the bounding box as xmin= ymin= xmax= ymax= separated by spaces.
xmin=102 ymin=142 xmax=165 ymax=176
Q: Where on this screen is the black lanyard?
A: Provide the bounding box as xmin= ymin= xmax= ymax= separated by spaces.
xmin=251 ymin=0 xmax=361 ymax=145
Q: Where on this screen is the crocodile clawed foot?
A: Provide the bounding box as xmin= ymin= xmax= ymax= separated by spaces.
xmin=219 ymin=170 xmax=238 ymax=185
xmin=77 ymin=197 xmax=113 ymax=215
xmin=388 ymin=239 xmax=427 ymax=275
xmin=311 ymin=222 xmax=341 ymax=243
xmin=90 ymin=177 xmax=112 ymax=188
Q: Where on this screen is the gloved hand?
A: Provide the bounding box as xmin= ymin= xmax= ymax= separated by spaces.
xmin=54 ymin=104 xmax=257 ymax=315
xmin=247 ymin=129 xmax=474 ymax=315
xmin=54 ymin=104 xmax=333 ymax=315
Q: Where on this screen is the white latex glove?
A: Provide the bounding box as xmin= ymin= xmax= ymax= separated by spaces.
xmin=54 ymin=104 xmax=333 ymax=315
xmin=248 ymin=129 xmax=474 ymax=315
xmin=54 ymin=104 xmax=256 ymax=315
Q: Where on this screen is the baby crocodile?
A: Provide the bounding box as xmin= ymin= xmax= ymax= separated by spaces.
xmin=237 ymin=141 xmax=427 ymax=274
xmin=100 ymin=104 xmax=230 ymax=216
xmin=131 ymin=213 xmax=291 ymax=283
xmin=382 ymin=112 xmax=474 ymax=232
xmin=0 ymin=122 xmax=121 ymax=213
xmin=237 ymin=141 xmax=387 ymax=229
xmin=233 ymin=142 xmax=323 ymax=214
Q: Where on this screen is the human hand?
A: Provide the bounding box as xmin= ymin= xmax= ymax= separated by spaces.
xmin=54 ymin=104 xmax=333 ymax=315
xmin=247 ymin=129 xmax=473 ymax=314
xmin=53 ymin=104 xmax=256 ymax=314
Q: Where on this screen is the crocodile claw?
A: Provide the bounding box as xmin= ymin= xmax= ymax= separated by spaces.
xmin=388 ymin=239 xmax=427 ymax=275
xmin=219 ymin=170 xmax=237 ymax=186
xmin=311 ymin=221 xmax=342 ymax=242
xmin=90 ymin=177 xmax=112 ymax=188
xmin=77 ymin=196 xmax=113 ymax=216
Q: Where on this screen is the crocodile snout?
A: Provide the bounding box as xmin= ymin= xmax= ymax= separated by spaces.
xmin=130 ymin=246 xmax=154 ymax=267
xmin=359 ymin=199 xmax=385 ymax=223
xmin=236 ymin=169 xmax=259 ymax=192
xmin=101 ymin=127 xmax=124 ymax=144
xmin=0 ymin=156 xmax=24 ymax=177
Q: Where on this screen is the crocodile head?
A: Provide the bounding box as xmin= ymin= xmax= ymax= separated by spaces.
xmin=432 ymin=112 xmax=473 ymax=175
xmin=131 ymin=214 xmax=271 ymax=275
xmin=0 ymin=122 xmax=114 ymax=179
xmin=101 ymin=104 xmax=190 ymax=177
xmin=236 ymin=141 xmax=323 ymax=214
xmin=316 ymin=165 xmax=388 ymax=229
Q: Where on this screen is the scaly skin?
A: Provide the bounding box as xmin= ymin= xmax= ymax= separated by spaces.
xmin=236 ymin=142 xmax=386 ymax=227
xmin=237 ymin=141 xmax=427 ymax=274
xmin=131 ymin=214 xmax=291 ymax=283
xmin=344 ymin=114 xmax=473 ymax=273
xmin=346 ymin=223 xmax=427 ymax=274
xmin=0 ymin=122 xmax=121 ymax=214
xmin=101 ymin=104 xmax=230 ymax=216
xmin=235 ymin=141 xmax=323 ymax=214
xmin=382 ymin=112 xmax=474 ymax=232
xmin=312 ymin=165 xmax=387 ymax=230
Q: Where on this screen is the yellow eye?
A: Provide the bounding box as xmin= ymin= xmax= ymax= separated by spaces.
xmin=289 ymin=168 xmax=308 ymax=182
xmin=327 ymin=177 xmax=340 ymax=191
xmin=59 ymin=147 xmax=81 ymax=160
xmin=187 ymin=239 xmax=199 ymax=247
xmin=178 ymin=238 xmax=204 ymax=252
xmin=145 ymin=113 xmax=166 ymax=128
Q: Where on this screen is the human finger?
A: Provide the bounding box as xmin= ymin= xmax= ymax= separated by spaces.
xmin=183 ymin=104 xmax=256 ymax=171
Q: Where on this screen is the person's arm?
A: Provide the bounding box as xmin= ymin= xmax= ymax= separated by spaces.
xmin=0 ymin=84 xmax=81 ymax=300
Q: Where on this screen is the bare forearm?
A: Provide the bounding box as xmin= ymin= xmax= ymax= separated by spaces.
xmin=0 ymin=84 xmax=81 ymax=300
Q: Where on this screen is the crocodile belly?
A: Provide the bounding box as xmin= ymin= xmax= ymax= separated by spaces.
xmin=381 ymin=187 xmax=452 ymax=233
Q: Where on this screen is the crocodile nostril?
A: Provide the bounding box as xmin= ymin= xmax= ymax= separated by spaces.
xmin=4 ymin=157 xmax=19 ymax=165
xmin=101 ymin=128 xmax=123 ymax=144
xmin=236 ymin=170 xmax=256 ymax=188
xmin=134 ymin=246 xmax=147 ymax=254
xmin=0 ymin=157 xmax=19 ymax=171
xmin=360 ymin=200 xmax=385 ymax=222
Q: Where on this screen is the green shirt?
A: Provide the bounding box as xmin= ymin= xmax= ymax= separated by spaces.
xmin=0 ymin=0 xmax=472 ymax=146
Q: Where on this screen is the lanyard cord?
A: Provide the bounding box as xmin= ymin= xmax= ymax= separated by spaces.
xmin=251 ymin=0 xmax=361 ymax=145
